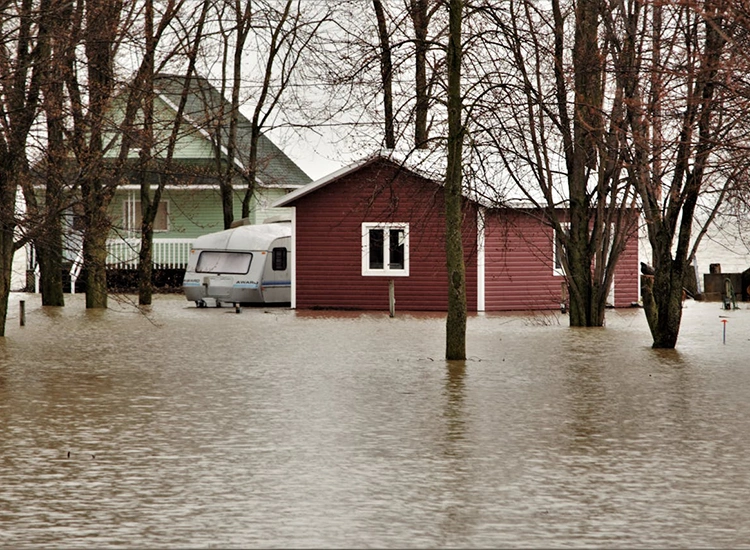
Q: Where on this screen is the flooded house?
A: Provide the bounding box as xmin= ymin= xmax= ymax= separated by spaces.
xmin=24 ymin=74 xmax=310 ymax=293
xmin=273 ymin=155 xmax=640 ymax=312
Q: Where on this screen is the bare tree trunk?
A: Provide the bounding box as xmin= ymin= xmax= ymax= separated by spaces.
xmin=82 ymin=204 xmax=110 ymax=309
xmin=445 ymin=0 xmax=466 ymax=361
xmin=137 ymin=0 xmax=157 ymax=306
xmin=240 ymin=0 xmax=313 ymax=220
xmin=37 ymin=157 xmax=66 ymax=307
xmin=137 ymin=2 xmax=207 ymax=304
xmin=38 ymin=75 xmax=67 ymax=307
xmin=373 ymin=0 xmax=395 ymax=149
xmin=410 ymin=0 xmax=430 ymax=148
xmin=80 ymin=0 xmax=122 ymax=309
xmin=137 ymin=183 xmax=155 ymax=306
xmin=567 ymin=0 xmax=603 ymax=327
xmin=0 ymin=164 xmax=15 ymax=337
xmin=642 ymin=239 xmax=686 ymax=348
xmin=37 ymin=220 xmax=65 ymax=306
xmin=216 ymin=2 xmax=253 ymax=229
xmin=35 ymin=0 xmax=68 ymax=307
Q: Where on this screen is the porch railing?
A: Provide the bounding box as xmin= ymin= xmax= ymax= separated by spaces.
xmin=27 ymin=237 xmax=195 ymax=294
xmin=106 ymin=238 xmax=194 ymax=269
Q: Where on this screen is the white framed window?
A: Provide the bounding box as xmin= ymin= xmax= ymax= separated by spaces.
xmin=553 ymin=223 xmax=569 ymax=277
xmin=362 ymin=222 xmax=409 ymax=276
xmin=124 ymin=200 xmax=169 ymax=232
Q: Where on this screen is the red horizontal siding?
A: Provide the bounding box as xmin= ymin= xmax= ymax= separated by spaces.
xmin=483 ymin=209 xmax=640 ymax=311
xmin=292 ymin=159 xmax=478 ymax=312
xmin=483 ymin=210 xmax=563 ymax=311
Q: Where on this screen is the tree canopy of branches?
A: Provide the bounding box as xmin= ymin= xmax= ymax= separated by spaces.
xmin=207 ymin=0 xmax=329 ymax=230
xmin=461 ymin=0 xmax=638 ymax=328
xmin=610 ymin=0 xmax=749 ymax=347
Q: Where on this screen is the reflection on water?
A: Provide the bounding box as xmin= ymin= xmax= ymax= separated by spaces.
xmin=2 ymin=294 xmax=750 ymax=548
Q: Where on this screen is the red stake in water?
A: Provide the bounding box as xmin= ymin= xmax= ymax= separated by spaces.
xmin=722 ymin=318 xmax=728 ymax=344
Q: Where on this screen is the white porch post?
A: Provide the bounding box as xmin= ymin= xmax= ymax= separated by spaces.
xmin=127 ymin=190 xmax=137 ymax=236
xmin=477 ymin=206 xmax=485 ymax=312
xmin=290 ymin=207 xmax=297 ymax=309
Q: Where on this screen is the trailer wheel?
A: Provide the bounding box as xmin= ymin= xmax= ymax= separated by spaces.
xmin=215 ymin=300 xmax=222 ymax=308
xmin=196 ymin=300 xmax=207 ymax=308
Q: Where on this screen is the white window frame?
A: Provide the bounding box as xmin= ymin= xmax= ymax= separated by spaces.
xmin=553 ymin=223 xmax=569 ymax=277
xmin=361 ymin=222 xmax=410 ymax=277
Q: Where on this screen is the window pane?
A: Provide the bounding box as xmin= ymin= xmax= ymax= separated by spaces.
xmin=196 ymin=252 xmax=252 ymax=274
xmin=126 ymin=201 xmax=169 ymax=231
xmin=369 ymin=229 xmax=384 ymax=269
xmin=154 ymin=202 xmax=169 ymax=230
xmin=389 ymin=229 xmax=405 ymax=269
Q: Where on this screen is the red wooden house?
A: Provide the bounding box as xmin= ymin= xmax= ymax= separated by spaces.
xmin=273 ymin=155 xmax=640 ymax=312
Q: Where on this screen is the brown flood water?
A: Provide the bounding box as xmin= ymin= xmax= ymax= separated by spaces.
xmin=2 ymin=293 xmax=750 ymax=548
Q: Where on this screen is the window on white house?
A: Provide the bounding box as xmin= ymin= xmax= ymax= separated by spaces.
xmin=362 ymin=223 xmax=409 ymax=276
xmin=124 ymin=200 xmax=169 ymax=232
xmin=196 ymin=251 xmax=252 ymax=274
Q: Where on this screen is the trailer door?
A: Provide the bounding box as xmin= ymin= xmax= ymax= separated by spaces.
xmin=261 ymin=238 xmax=292 ymax=303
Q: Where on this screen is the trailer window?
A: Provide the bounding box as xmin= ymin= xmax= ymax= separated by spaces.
xmin=361 ymin=223 xmax=409 ymax=276
xmin=272 ymin=248 xmax=287 ymax=271
xmin=196 ymin=251 xmax=252 ymax=274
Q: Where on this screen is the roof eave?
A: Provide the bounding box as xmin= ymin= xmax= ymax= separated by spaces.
xmin=272 ymin=155 xmax=382 ymax=207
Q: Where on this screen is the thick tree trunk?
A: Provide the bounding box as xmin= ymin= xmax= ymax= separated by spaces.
xmin=241 ymin=178 xmax=255 ymax=220
xmin=566 ymin=0 xmax=604 ymax=327
xmin=411 ymin=0 xmax=429 ymax=149
xmin=38 ymin=156 xmax=66 ymax=308
xmin=0 ymin=217 xmax=13 ymax=337
xmin=38 ymin=226 xmax=65 ymax=307
xmin=138 ymin=229 xmax=154 ymax=306
xmin=373 ymin=0 xmax=395 ymax=149
xmin=221 ymin=185 xmax=234 ymax=230
xmin=241 ymin=129 xmax=260 ymax=219
xmin=445 ymin=0 xmax=466 ymax=361
xmin=83 ymin=213 xmax=109 ymax=309
xmin=641 ymin=267 xmax=684 ymax=348
xmin=566 ymin=205 xmax=593 ymax=327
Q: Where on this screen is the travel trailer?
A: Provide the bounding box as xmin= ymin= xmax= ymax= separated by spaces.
xmin=182 ymin=219 xmax=291 ymax=309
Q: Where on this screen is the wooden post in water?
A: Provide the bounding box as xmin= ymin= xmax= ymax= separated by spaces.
xmin=19 ymin=300 xmax=25 ymax=326
xmin=389 ymin=279 xmax=395 ymax=318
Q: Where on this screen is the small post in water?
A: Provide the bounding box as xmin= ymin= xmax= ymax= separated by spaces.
xmin=722 ymin=318 xmax=727 ymax=344
xmin=19 ymin=300 xmax=25 ymax=327
xmin=389 ymin=279 xmax=395 ymax=318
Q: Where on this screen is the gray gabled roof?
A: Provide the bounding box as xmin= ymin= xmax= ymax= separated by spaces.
xmin=153 ymin=73 xmax=311 ymax=189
